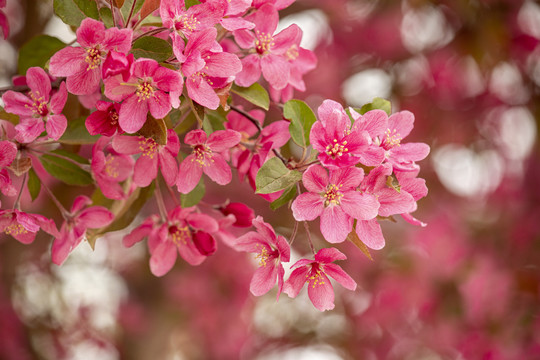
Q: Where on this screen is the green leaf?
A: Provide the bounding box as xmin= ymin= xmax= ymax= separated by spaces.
xmin=87 ymin=183 xmax=155 ymax=249
xmin=53 ymin=0 xmax=100 ymax=27
xmin=347 ymin=229 xmax=373 ymax=261
xmin=27 ymin=168 xmax=41 ymax=202
xmin=18 ymin=35 xmax=65 ymax=74
xmin=0 ymin=107 xmax=19 ymax=124
xmin=59 ymin=117 xmax=100 ymax=145
xmin=40 ymin=151 xmax=93 ymax=186
xmin=283 ymin=99 xmax=317 ymax=148
xmin=256 ymin=157 xmax=302 ymax=194
xmin=270 ymin=184 xmax=297 ymax=210
xmin=138 ymin=116 xmax=168 ymax=145
xmin=131 ymin=36 xmax=173 ymax=62
xmin=358 ymin=97 xmax=391 ymax=116
xmin=231 ymin=83 xmax=270 ymax=110
xmin=202 ymin=111 xmax=226 ymax=134
xmin=121 ymin=0 xmax=144 ymax=20
xmin=181 ymin=178 xmax=205 ymax=207
xmin=185 ymin=0 xmax=201 ymax=9
xmin=99 ymin=7 xmax=114 ymax=28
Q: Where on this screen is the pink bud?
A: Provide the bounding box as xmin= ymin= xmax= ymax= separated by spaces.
xmin=221 ymin=202 xmax=255 ymax=228
xmin=193 ymin=231 xmax=217 ymax=256
xmin=102 ymin=51 xmax=134 ymax=82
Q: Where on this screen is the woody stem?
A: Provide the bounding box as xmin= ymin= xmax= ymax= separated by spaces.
xmin=12 ymin=172 xmax=27 ymax=210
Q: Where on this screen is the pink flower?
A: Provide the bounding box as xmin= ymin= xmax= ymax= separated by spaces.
xmin=0 ymin=140 xmax=17 ymax=198
xmin=0 ymin=209 xmax=49 ymax=244
xmin=291 ymin=164 xmax=379 ymax=243
xmin=235 ymin=216 xmax=290 ymax=297
xmin=112 ymin=129 xmax=180 ymax=187
xmin=49 ymin=18 xmax=132 ymax=95
xmin=177 ymin=129 xmax=241 ymax=194
xmin=49 ymin=196 xmax=114 ymax=265
xmin=234 ymin=4 xmax=299 ymax=90
xmin=124 ymin=207 xmax=219 ymax=276
xmin=2 ymin=67 xmax=68 ymax=142
xmin=310 ymin=100 xmax=384 ymax=169
xmin=85 ymin=101 xmax=123 ymax=137
xmin=91 ymin=137 xmax=134 ymax=200
xmin=181 ymin=28 xmax=242 ymax=109
xmin=219 ymin=202 xmax=255 ymax=227
xmin=104 ymin=58 xmax=183 ymax=133
xmin=101 ymin=51 xmax=134 ymax=82
xmin=284 ymin=247 xmax=357 ymax=311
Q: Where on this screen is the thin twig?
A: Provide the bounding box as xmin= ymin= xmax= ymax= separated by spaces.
xmin=125 ymin=0 xmax=138 ymax=28
xmin=303 ymin=220 xmax=316 ymax=255
xmin=272 ymin=148 xmax=287 ymax=164
xmin=109 ymin=0 xmax=117 ymax=28
xmin=132 ymin=27 xmax=168 ymax=42
xmin=289 ymin=220 xmax=299 ymax=245
xmin=230 ymin=105 xmax=263 ymax=133
xmin=154 ymin=178 xmax=168 ymax=222
xmin=12 ymin=172 xmax=27 ymax=210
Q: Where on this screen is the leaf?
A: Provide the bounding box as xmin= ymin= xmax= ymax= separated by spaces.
xmin=386 ymin=174 xmax=401 ymax=193
xmin=39 ymin=151 xmax=92 ymax=186
xmin=99 ymin=7 xmax=114 ymax=28
xmin=181 ymin=178 xmax=205 ymax=207
xmin=59 ymin=117 xmax=100 ymax=145
xmin=231 ymin=83 xmax=270 ymax=110
xmin=203 ymin=110 xmax=226 ymax=134
xmin=185 ymin=0 xmax=201 ymax=9
xmin=53 ymin=0 xmax=100 ymax=27
xmin=270 ymin=184 xmax=297 ymax=210
xmin=9 ymin=157 xmax=32 ymax=177
xmin=138 ymin=115 xmax=167 ymax=145
xmin=140 ymin=0 xmax=160 ymax=20
xmin=347 ymin=230 xmax=373 ymax=261
xmin=255 ymin=157 xmax=302 ymax=194
xmin=131 ymin=36 xmax=173 ymax=62
xmin=358 ymin=97 xmax=391 ymax=116
xmin=27 ymin=168 xmax=41 ymax=202
xmin=87 ymin=182 xmax=155 ymax=248
xmin=283 ymin=99 xmax=317 ymax=148
xmin=0 ymin=107 xmax=19 ymax=124
xmin=121 ymin=0 xmax=144 ymax=20
xmin=18 ymin=35 xmax=65 ymax=74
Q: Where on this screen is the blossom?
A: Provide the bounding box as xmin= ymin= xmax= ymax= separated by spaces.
xmin=0 ymin=140 xmax=17 ymax=199
xmin=0 ymin=209 xmax=50 ymax=244
xmin=181 ymin=27 xmax=242 ymax=109
xmin=283 ymin=247 xmax=357 ymax=311
xmin=291 ymin=164 xmax=379 ymax=243
xmin=104 ymin=58 xmax=183 ymax=133
xmin=177 ymin=129 xmax=241 ymax=194
xmin=85 ymin=101 xmax=123 ymax=137
xmin=234 ymin=4 xmax=299 ymax=90
xmin=91 ymin=137 xmax=134 ymax=200
xmin=49 ymin=196 xmax=114 ymax=265
xmin=112 ymin=129 xmax=180 ymax=187
xmin=219 ymin=202 xmax=255 ymax=228
xmin=235 ymin=216 xmax=290 ymax=297
xmin=49 ymin=18 xmax=132 ymax=95
xmin=2 ymin=67 xmax=68 ymax=142
xmin=124 ymin=207 xmax=219 ymax=276
xmin=310 ymin=100 xmax=384 ymax=169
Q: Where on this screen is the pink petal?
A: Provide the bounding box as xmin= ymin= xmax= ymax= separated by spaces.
xmin=356 ymin=219 xmax=385 ymax=250
xmin=235 ymin=54 xmax=261 ymax=87
xmin=148 ymin=90 xmax=172 ymax=119
xmin=320 ymin=206 xmax=352 ymax=243
xmin=192 ymin=231 xmax=217 ymax=256
xmin=250 ymin=262 xmax=278 ymax=296
xmin=112 ymin=135 xmax=144 ymax=154
xmin=235 ymin=231 xmax=267 ymax=252
xmin=0 ymin=141 xmax=17 ymax=167
xmin=177 ymin=154 xmax=203 ymax=194
xmin=186 ymin=74 xmax=220 ymax=109
xmin=102 ymin=27 xmax=133 ymax=53
xmin=123 ymin=217 xmax=156 ymax=247
xmin=220 ymin=17 xmax=255 ymax=31
xmin=377 ymin=188 xmax=415 ymax=217
xmin=329 ymin=166 xmax=364 ymax=190
xmin=251 ymin=4 xmax=278 ymax=35
xmin=283 ymin=266 xmax=309 ymax=298
xmin=2 ymin=91 xmax=34 ymax=117
xmin=66 ymin=67 xmax=101 ymax=95
xmin=50 ymin=82 xmax=68 ymax=114
xmin=203 ymin=153 xmax=232 ymax=185
xmin=353 ymin=109 xmax=388 ymax=137
xmin=291 ymin=192 xmax=324 ymax=221
xmin=207 ymin=129 xmax=241 ymax=151
xmin=71 ymin=195 xmax=92 ymax=213
xmin=314 ymin=247 xmax=347 ymax=263
xmin=340 ymin=191 xmax=379 ymax=220
xmin=133 ymin=155 xmax=158 ymax=187
xmin=149 ymin=241 xmax=178 ymax=277
xmin=261 ymin=54 xmax=290 ymax=90
xmin=77 ymin=206 xmax=114 ymax=229
xmin=118 ymin=95 xmax=149 ymax=134
xmin=184 ymin=129 xmax=207 ymax=145
xmin=26 ymin=67 xmax=51 ymax=101
xmin=45 ymin=114 xmax=67 ymax=140
xmin=324 ymin=263 xmax=357 ymax=290
xmin=49 ymin=47 xmax=86 ymax=77
xmin=401 ymin=213 xmax=427 ymax=227
xmin=177 ymin=237 xmax=206 ymax=266
xmin=205 ymin=52 xmax=242 ymax=77
xmin=15 ymin=118 xmax=45 ymax=143
xmin=390 ymin=142 xmax=430 ymax=163
xmin=388 ymin=110 xmax=414 ymax=139
xmin=307 ymin=272 xmax=335 ymax=311
xmin=186 ymin=213 xmax=219 ymax=233
xmin=302 ymin=164 xmax=328 ymax=193
xmin=104 ymin=74 xmax=137 ymax=102
xmin=272 ymin=24 xmax=300 ymax=54
xmin=158 ymin=150 xmax=178 ymax=186
xmin=76 ymin=18 xmax=105 ymax=47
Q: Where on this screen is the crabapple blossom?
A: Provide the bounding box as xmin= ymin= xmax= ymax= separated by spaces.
xmin=0 ymin=209 xmax=50 ymax=244
xmin=177 ymin=129 xmax=241 ymax=194
xmin=0 ymin=140 xmax=17 ymax=199
xmin=85 ymin=101 xmax=123 ymax=137
xmin=2 ymin=67 xmax=68 ymax=142
xmin=284 ymin=247 xmax=357 ymax=311
xmin=49 ymin=18 xmax=132 ymax=95
xmin=235 ymin=216 xmax=290 ymax=297
xmin=291 ymin=164 xmax=379 ymax=243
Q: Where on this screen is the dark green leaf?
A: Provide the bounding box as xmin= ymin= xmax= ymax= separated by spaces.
xmin=0 ymin=107 xmax=19 ymax=124
xmin=358 ymin=97 xmax=391 ymax=116
xmin=99 ymin=7 xmax=114 ymax=28
xmin=203 ymin=111 xmax=226 ymax=134
xmin=283 ymin=99 xmax=317 ymax=148
xmin=181 ymin=178 xmax=205 ymax=207
xmin=185 ymin=0 xmax=201 ymax=9
xmin=40 ymin=151 xmax=92 ymax=186
xmin=255 ymin=157 xmax=302 ymax=194
xmin=131 ymin=36 xmax=173 ymax=62
xmin=27 ymin=168 xmax=41 ymax=202
xmin=231 ymin=83 xmax=270 ymax=110
xmin=121 ymin=0 xmax=144 ymax=20
xmin=138 ymin=116 xmax=168 ymax=145
xmin=53 ymin=0 xmax=100 ymax=27
xmin=18 ymin=35 xmax=65 ymax=74
xmin=270 ymin=184 xmax=297 ymax=210
xmin=59 ymin=117 xmax=100 ymax=145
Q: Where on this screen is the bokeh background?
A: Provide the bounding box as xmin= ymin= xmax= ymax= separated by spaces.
xmin=1 ymin=0 xmax=540 ymax=359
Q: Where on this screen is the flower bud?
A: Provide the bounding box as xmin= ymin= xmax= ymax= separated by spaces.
xmin=221 ymin=202 xmax=255 ymax=227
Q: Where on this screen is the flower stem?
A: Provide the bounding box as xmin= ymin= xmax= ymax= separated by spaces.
xmin=230 ymin=105 xmax=263 ymax=133
xmin=289 ymin=220 xmax=299 ymax=245
xmin=303 ymin=220 xmax=316 ymax=256
xmin=154 ymin=178 xmax=168 ymax=222
xmin=109 ymin=0 xmax=117 ymax=28
xmin=12 ymin=172 xmax=27 ymax=210
xmin=41 ymin=180 xmax=70 ymax=219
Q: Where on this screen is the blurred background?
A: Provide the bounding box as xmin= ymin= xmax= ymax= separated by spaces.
xmin=1 ymin=0 xmax=540 ymax=359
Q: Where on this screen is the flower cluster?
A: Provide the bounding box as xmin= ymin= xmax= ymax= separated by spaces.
xmin=0 ymin=0 xmax=428 ymax=312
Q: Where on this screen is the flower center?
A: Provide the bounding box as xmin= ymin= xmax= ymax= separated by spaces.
xmin=108 ymin=108 xmax=119 ymax=127
xmin=325 ymin=139 xmax=348 ymax=159
xmin=285 ymin=44 xmax=299 ymax=61
xmin=85 ymin=46 xmax=103 ymax=70
xmin=175 ymin=14 xmax=200 ymax=33
xmin=384 ymin=128 xmax=401 ymax=149
xmin=323 ymin=183 xmax=343 ymax=206
xmin=255 ymin=244 xmax=270 ymax=267
xmin=169 ymin=224 xmax=191 ymax=245
xmin=4 ymin=223 xmax=28 ymax=236
xmin=27 ymin=91 xmax=49 ymax=117
xmin=192 ymin=72 xmax=213 ymax=86
xmin=104 ymin=154 xmax=120 ymax=178
xmin=138 ymin=137 xmax=159 ymax=158
xmin=136 ymin=81 xmax=155 ymax=102
xmin=307 ymin=265 xmax=326 ymax=288
xmin=191 ymin=144 xmax=212 ymax=167
xmin=255 ymin=31 xmax=274 ymax=55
